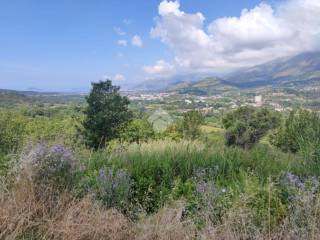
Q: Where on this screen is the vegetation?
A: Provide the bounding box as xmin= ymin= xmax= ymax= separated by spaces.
xmin=222 ymin=106 xmax=280 ymax=149
xmin=1 ymin=82 xmax=320 ymax=239
xmin=82 ymin=80 xmax=132 ymax=149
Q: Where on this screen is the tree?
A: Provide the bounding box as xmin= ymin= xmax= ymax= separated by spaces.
xmin=82 ymin=80 xmax=132 ymax=149
xmin=181 ymin=110 xmax=204 ymax=140
xmin=222 ymin=107 xmax=280 ymax=149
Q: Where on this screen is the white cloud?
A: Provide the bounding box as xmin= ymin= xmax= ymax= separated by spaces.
xmin=117 ymin=40 xmax=127 ymax=46
xmin=114 ymin=74 xmax=125 ymax=81
xmin=159 ymin=0 xmax=183 ymax=16
xmin=103 ymin=74 xmax=126 ymax=81
xmin=131 ymin=35 xmax=143 ymax=47
xmin=148 ymin=0 xmax=320 ymax=76
xmin=143 ymin=60 xmax=175 ymax=75
xmin=114 ymin=27 xmax=126 ymax=36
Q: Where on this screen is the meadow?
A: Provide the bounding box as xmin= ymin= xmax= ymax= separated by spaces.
xmin=0 ymin=92 xmax=320 ymax=240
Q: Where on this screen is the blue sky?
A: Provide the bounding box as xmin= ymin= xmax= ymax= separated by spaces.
xmin=0 ymin=0 xmax=319 ymax=91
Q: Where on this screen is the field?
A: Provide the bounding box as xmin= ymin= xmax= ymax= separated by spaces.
xmin=0 ymin=90 xmax=320 ymax=240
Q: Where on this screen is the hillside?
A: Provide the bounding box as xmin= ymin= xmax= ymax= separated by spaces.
xmin=225 ymin=52 xmax=320 ymax=88
xmin=167 ymin=77 xmax=238 ymax=95
xmin=0 ymin=89 xmax=35 ymax=107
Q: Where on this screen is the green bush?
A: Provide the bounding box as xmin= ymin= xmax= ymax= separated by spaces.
xmin=119 ymin=118 xmax=155 ymax=143
xmin=222 ymin=107 xmax=280 ymax=149
xmin=0 ymin=111 xmax=27 ymax=154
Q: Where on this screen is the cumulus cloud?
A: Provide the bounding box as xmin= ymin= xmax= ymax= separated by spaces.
xmin=131 ymin=35 xmax=143 ymax=47
xmin=147 ymin=0 xmax=320 ymax=76
xmin=143 ymin=60 xmax=175 ymax=75
xmin=117 ymin=40 xmax=127 ymax=46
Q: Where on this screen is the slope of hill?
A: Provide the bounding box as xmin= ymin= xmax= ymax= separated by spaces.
xmin=225 ymin=52 xmax=320 ymax=88
xmin=0 ymin=89 xmax=35 ymax=107
xmin=167 ymin=77 xmax=238 ymax=95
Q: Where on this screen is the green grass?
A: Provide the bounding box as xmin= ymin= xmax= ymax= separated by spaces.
xmin=81 ymin=139 xmax=305 ymax=214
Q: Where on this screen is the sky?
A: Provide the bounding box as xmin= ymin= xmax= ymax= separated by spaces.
xmin=0 ymin=0 xmax=319 ymax=91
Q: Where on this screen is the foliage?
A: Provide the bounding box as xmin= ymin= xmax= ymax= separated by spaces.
xmin=180 ymin=110 xmax=204 ymax=140
xmin=271 ymin=110 xmax=320 ymax=175
xmin=80 ymin=168 xmax=135 ymax=215
xmin=98 ymin=140 xmax=298 ymax=214
xmin=20 ymin=143 xmax=79 ymax=194
xmin=222 ymin=106 xmax=280 ymax=149
xmin=0 ymin=110 xmax=27 ymax=154
xmin=2 ymin=100 xmax=320 ymax=238
xmin=162 ymin=110 xmax=204 ymax=140
xmin=162 ymin=121 xmax=183 ymax=140
xmin=119 ymin=118 xmax=155 ymax=143
xmin=82 ymin=80 xmax=132 ymax=149
xmin=271 ymin=110 xmax=320 ymax=157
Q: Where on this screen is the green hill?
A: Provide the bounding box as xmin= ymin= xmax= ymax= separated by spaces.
xmin=167 ymin=77 xmax=238 ymax=95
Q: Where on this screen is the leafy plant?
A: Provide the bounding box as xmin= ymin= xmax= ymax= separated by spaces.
xmin=82 ymin=80 xmax=132 ymax=149
xmin=222 ymin=107 xmax=280 ymax=149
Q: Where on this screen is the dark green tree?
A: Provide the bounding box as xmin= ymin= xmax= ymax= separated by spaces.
xmin=222 ymin=106 xmax=280 ymax=149
xmin=82 ymin=80 xmax=132 ymax=149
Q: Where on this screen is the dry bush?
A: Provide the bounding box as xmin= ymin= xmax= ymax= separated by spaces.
xmin=0 ymin=177 xmax=48 ymax=240
xmin=135 ymin=201 xmax=196 ymax=240
xmin=0 ymin=177 xmax=134 ymax=240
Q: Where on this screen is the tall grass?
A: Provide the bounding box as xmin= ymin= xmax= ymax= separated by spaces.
xmin=2 ymin=140 xmax=320 ymax=239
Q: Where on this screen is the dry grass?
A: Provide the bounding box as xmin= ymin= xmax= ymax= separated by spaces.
xmin=47 ymin=197 xmax=134 ymax=240
xmin=135 ymin=201 xmax=196 ymax=240
xmin=2 ymin=179 xmax=320 ymax=240
xmin=0 ymin=177 xmax=134 ymax=240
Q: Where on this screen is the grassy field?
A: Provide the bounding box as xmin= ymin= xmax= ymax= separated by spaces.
xmin=1 ymin=104 xmax=320 ymax=239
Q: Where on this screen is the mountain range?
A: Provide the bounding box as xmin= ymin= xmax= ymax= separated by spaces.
xmin=146 ymin=52 xmax=320 ymax=94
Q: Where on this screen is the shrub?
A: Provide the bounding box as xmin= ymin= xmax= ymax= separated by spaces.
xmin=271 ymin=110 xmax=320 ymax=168
xmin=0 ymin=111 xmax=27 ymax=154
xmin=119 ymin=118 xmax=155 ymax=143
xmin=180 ymin=110 xmax=204 ymax=140
xmin=79 ymin=167 xmax=136 ymax=216
xmin=19 ymin=143 xmax=79 ymax=195
xmin=222 ymin=106 xmax=280 ymax=149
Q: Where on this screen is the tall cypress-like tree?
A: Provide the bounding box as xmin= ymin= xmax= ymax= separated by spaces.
xmin=83 ymin=80 xmax=132 ymax=149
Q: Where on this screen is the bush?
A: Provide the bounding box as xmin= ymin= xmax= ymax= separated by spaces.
xmin=222 ymin=107 xmax=280 ymax=149
xmin=0 ymin=111 xmax=27 ymax=154
xmin=271 ymin=110 xmax=320 ymax=153
xmin=81 ymin=168 xmax=134 ymax=212
xmin=180 ymin=110 xmax=204 ymax=140
xmin=119 ymin=119 xmax=155 ymax=143
xmin=20 ymin=143 xmax=79 ymax=195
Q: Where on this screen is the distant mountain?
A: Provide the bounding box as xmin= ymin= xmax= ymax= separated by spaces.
xmin=225 ymin=52 xmax=320 ymax=88
xmin=134 ymin=74 xmax=212 ymax=91
xmin=167 ymin=77 xmax=237 ymax=95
